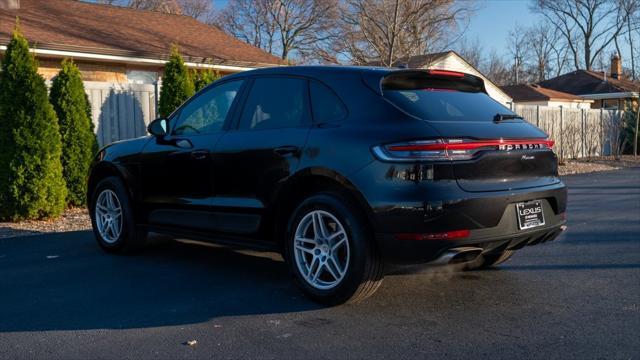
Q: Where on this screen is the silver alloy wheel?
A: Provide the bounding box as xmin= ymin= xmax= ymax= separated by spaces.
xmin=294 ymin=210 xmax=350 ymax=290
xmin=95 ymin=189 xmax=123 ymax=244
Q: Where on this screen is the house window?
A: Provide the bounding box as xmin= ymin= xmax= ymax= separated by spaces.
xmin=127 ymin=70 xmax=158 ymax=85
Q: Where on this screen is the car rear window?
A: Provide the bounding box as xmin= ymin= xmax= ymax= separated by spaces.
xmin=384 ymin=89 xmax=516 ymax=122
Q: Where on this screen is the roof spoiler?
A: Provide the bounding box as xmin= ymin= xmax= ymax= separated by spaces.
xmin=362 ymin=69 xmax=488 ymax=96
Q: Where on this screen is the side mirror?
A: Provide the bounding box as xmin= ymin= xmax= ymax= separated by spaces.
xmin=147 ymin=118 xmax=168 ymax=137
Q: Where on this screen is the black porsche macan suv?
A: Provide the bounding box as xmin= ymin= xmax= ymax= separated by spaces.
xmin=88 ymin=66 xmax=567 ymax=304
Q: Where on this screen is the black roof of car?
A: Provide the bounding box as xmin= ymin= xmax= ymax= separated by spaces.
xmin=223 ymin=65 xmax=393 ymax=79
xmin=220 ymin=66 xmax=486 ymax=95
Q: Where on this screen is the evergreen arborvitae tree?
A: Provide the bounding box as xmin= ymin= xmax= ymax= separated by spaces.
xmin=159 ymin=45 xmax=194 ymax=117
xmin=49 ymin=59 xmax=98 ymax=206
xmin=192 ymin=68 xmax=219 ymax=92
xmin=621 ymin=107 xmax=639 ymax=155
xmin=0 ymin=28 xmax=66 ymax=220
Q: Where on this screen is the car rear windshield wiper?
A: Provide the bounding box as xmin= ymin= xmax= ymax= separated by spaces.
xmin=494 ymin=113 xmax=523 ymax=122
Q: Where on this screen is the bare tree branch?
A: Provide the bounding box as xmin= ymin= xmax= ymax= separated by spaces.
xmin=532 ymin=0 xmax=638 ymax=70
xmin=126 ymin=0 xmax=182 ymax=14
xmin=336 ymin=0 xmax=475 ymax=67
xmin=214 ymin=0 xmax=337 ymax=61
xmin=525 ymin=22 xmax=567 ymax=81
xmin=178 ymin=0 xmax=215 ymax=22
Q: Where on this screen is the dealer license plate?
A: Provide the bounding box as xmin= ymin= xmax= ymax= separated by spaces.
xmin=516 ymin=200 xmax=545 ymax=230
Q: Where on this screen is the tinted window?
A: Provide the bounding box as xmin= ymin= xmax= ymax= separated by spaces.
xmin=310 ymin=81 xmax=347 ymax=123
xmin=173 ymin=80 xmax=243 ymax=135
xmin=238 ymin=77 xmax=308 ymax=130
xmin=384 ymin=90 xmax=515 ymax=122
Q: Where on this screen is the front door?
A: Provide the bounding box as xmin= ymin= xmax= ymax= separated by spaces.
xmin=211 ymin=76 xmax=312 ymax=237
xmin=139 ymin=79 xmax=245 ymax=231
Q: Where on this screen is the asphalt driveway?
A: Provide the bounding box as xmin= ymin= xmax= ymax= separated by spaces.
xmin=1 ymin=168 xmax=639 ymax=359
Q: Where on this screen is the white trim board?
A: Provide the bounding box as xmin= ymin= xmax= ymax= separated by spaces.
xmin=0 ymin=45 xmax=256 ymax=72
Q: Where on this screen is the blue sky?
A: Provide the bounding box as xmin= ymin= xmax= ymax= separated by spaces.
xmin=464 ymin=0 xmax=632 ymax=70
xmin=465 ymin=0 xmax=539 ymax=54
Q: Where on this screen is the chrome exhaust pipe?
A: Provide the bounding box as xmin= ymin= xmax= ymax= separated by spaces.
xmin=431 ymin=246 xmax=483 ymax=266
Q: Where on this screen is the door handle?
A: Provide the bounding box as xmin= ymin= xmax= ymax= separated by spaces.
xmin=273 ymin=145 xmax=300 ymax=156
xmin=190 ymin=150 xmax=209 ymax=160
xmin=174 ymin=138 xmax=193 ymax=149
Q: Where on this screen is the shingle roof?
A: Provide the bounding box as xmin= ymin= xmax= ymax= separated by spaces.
xmin=537 ymin=70 xmax=639 ymax=95
xmin=0 ymin=0 xmax=284 ymax=67
xmin=501 ymin=84 xmax=587 ymax=102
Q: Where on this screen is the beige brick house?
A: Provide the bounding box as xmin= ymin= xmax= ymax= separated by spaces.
xmin=0 ymin=0 xmax=284 ymax=84
xmin=500 ymin=84 xmax=594 ymax=109
xmin=537 ymin=54 xmax=639 ymax=110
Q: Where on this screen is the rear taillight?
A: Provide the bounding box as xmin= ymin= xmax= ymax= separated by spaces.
xmin=372 ymin=138 xmax=554 ymax=162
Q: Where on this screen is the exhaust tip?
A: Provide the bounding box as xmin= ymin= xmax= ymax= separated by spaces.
xmin=449 ymin=248 xmax=483 ymax=264
xmin=431 ymin=246 xmax=483 ymax=266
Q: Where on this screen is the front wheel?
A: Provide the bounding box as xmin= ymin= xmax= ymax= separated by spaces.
xmin=90 ymin=176 xmax=147 ymax=253
xmin=285 ymin=192 xmax=384 ymax=305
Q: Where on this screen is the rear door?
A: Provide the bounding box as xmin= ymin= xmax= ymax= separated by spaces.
xmin=210 ymin=76 xmax=312 ymax=236
xmin=381 ymin=71 xmax=559 ymax=192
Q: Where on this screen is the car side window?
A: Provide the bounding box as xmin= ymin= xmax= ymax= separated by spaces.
xmin=238 ymin=77 xmax=309 ymax=130
xmin=172 ymin=80 xmax=243 ymax=135
xmin=310 ymin=81 xmax=347 ymax=123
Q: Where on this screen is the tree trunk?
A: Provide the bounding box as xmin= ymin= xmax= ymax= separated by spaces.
xmin=386 ymin=0 xmax=400 ymax=67
xmin=585 ymin=46 xmax=591 ymax=70
xmin=538 ymin=59 xmax=545 ymax=82
xmin=628 ymin=18 xmax=636 ymax=80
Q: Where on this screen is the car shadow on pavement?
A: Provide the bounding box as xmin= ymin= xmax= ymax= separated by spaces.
xmin=0 ymin=231 xmax=322 ymax=332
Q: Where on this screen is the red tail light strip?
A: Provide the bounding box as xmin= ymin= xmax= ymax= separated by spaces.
xmin=373 ymin=138 xmax=555 ymax=162
xmin=387 ymin=139 xmax=554 ymax=152
xmin=426 ymin=69 xmax=465 ymax=78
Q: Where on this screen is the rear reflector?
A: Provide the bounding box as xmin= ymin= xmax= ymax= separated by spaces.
xmin=373 ymin=138 xmax=554 ymax=162
xmin=395 ymin=230 xmax=470 ymax=241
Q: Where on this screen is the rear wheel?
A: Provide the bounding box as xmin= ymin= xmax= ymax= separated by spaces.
xmin=465 ymin=250 xmax=514 ymax=270
xmin=285 ymin=192 xmax=383 ymax=305
xmin=90 ymin=176 xmax=147 ymax=253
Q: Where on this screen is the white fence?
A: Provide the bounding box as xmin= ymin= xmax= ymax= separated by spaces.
xmin=514 ymin=104 xmax=625 ymax=160
xmin=84 ymin=82 xmax=156 ymax=147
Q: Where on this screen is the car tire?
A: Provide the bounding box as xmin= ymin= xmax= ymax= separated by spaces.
xmin=285 ymin=192 xmax=384 ymax=305
xmin=465 ymin=250 xmax=514 ymax=270
xmin=90 ymin=176 xmax=147 ymax=254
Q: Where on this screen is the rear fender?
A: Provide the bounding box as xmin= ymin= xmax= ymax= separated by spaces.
xmin=270 ymin=167 xmax=376 ymax=248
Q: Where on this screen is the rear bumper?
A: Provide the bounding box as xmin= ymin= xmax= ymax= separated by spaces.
xmin=350 ymin=160 xmax=568 ymax=264
xmin=376 ymin=221 xmax=566 ymax=264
